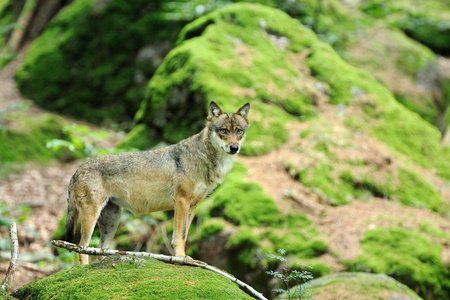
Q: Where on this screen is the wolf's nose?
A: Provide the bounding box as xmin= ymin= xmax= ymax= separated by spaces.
xmin=230 ymin=145 xmax=239 ymax=154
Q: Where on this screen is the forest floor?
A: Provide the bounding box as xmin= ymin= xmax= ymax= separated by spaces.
xmin=1 ymin=53 xmax=450 ymax=293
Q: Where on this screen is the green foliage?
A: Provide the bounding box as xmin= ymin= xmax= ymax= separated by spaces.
xmin=0 ymin=203 xmax=30 ymax=251
xmin=0 ymin=203 xmax=29 ymax=227
xmin=266 ymin=249 xmax=316 ymax=300
xmin=46 ymin=123 xmax=122 ymax=159
xmin=346 ymin=227 xmax=450 ymax=300
xmin=0 ymin=112 xmax=79 ymax=167
xmin=12 ymin=256 xmax=253 ymax=299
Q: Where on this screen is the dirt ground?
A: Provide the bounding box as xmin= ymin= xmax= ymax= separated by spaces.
xmin=1 ymin=54 xmax=450 ymax=294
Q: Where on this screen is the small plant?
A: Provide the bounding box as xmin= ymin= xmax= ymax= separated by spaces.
xmin=266 ymin=249 xmax=316 ymax=300
xmin=46 ymin=123 xmax=132 ymax=158
xmin=0 ymin=203 xmax=30 ymax=251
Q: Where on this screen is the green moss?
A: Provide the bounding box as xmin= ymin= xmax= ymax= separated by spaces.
xmin=346 ymin=227 xmax=450 ymax=300
xmin=291 ymin=163 xmax=354 ymax=206
xmin=208 ymin=163 xmax=283 ymax=227
xmin=308 ymin=272 xmax=422 ymax=300
xmin=394 ymin=168 xmax=443 ymax=211
xmin=360 ymin=0 xmax=450 ymax=54
xmin=265 ymin=229 xmax=327 ymax=259
xmin=372 ymin=105 xmax=450 ymax=180
xmin=304 ymin=33 xmax=450 ymax=180
xmin=115 ymin=124 xmax=155 ymax=150
xmin=287 ymin=118 xmax=445 ymax=211
xmin=240 ymin=102 xmax=291 ymax=156
xmin=15 ymin=0 xmax=191 ymax=124
xmin=226 ymin=226 xmax=260 ymax=268
xmin=198 ymin=218 xmax=226 ymax=239
xmin=419 ymin=222 xmax=450 ymax=240
xmin=131 ymin=3 xmax=321 ymax=154
xmin=302 ymin=164 xmax=443 ymax=211
xmin=12 ymin=256 xmax=253 ymax=299
xmin=0 ymin=112 xmax=78 ymax=165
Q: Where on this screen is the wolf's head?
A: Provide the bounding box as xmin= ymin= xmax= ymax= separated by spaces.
xmin=207 ymin=101 xmax=250 ymax=155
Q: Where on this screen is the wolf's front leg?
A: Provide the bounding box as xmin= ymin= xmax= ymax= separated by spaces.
xmin=172 ymin=197 xmax=190 ymax=257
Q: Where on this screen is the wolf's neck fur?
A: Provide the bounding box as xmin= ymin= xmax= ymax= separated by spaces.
xmin=183 ymin=127 xmax=235 ymax=185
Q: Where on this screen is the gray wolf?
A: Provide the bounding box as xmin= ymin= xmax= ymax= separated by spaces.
xmin=65 ymin=101 xmax=250 ymax=264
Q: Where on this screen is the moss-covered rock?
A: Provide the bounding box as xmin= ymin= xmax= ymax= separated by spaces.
xmin=345 ymin=227 xmax=450 ymax=300
xmin=306 ymin=272 xmax=422 ymax=300
xmin=14 ymin=0 xmax=197 ymax=124
xmin=11 ymin=255 xmax=253 ymax=299
xmin=133 ymin=3 xmax=324 ymax=155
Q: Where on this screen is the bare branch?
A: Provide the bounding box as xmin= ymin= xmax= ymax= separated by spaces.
xmin=1 ymin=223 xmax=19 ymax=294
xmin=51 ymin=240 xmax=267 ymax=300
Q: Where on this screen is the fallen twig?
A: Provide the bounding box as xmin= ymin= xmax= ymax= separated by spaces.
xmin=51 ymin=240 xmax=267 ymax=300
xmin=1 ymin=223 xmax=19 ymax=294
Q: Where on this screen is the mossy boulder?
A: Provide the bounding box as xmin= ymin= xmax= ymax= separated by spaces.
xmin=11 ymin=255 xmax=253 ymax=299
xmin=345 ymin=227 xmax=450 ymax=300
xmin=14 ymin=0 xmax=197 ymax=124
xmin=306 ymin=272 xmax=422 ymax=300
xmin=133 ymin=2 xmax=323 ymax=155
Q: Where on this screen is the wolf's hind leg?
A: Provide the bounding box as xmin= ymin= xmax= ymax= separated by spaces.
xmin=77 ymin=191 xmax=105 ymax=265
xmin=97 ymin=200 xmax=122 ymax=253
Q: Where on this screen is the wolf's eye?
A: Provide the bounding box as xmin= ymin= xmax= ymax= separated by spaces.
xmin=236 ymin=129 xmax=244 ymax=135
xmin=218 ymin=128 xmax=227 ymax=134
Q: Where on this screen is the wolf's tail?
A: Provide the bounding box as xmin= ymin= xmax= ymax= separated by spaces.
xmin=65 ymin=177 xmax=78 ymax=243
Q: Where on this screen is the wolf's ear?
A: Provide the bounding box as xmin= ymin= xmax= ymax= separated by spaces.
xmin=208 ymin=101 xmax=223 ymax=121
xmin=236 ymin=103 xmax=250 ymax=120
